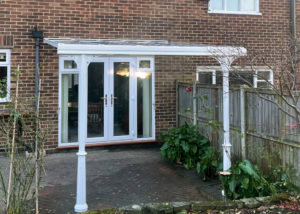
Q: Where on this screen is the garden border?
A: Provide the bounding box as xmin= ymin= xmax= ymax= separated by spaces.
xmin=84 ymin=194 xmax=291 ymax=214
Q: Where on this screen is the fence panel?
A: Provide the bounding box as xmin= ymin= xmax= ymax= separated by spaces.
xmin=176 ymin=81 xmax=300 ymax=178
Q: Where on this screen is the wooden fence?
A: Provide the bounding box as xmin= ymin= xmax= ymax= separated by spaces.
xmin=176 ymin=81 xmax=300 ymax=177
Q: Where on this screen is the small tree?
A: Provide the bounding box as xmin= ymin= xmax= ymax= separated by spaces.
xmin=230 ymin=37 xmax=300 ymax=133
xmin=0 ymin=68 xmax=47 ymax=214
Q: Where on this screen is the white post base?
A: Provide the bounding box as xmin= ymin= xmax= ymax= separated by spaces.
xmin=74 ymin=204 xmax=88 ymax=213
xmin=222 ymin=144 xmax=232 ymax=171
xmin=74 ymin=151 xmax=88 ymax=213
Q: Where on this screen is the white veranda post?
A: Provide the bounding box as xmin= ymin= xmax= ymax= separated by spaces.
xmin=75 ymin=55 xmax=88 ymax=212
xmin=216 ymin=56 xmax=235 ymax=171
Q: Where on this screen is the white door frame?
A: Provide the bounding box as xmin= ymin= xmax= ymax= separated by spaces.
xmin=85 ymin=57 xmax=109 ymax=143
xmin=58 ymin=55 xmax=155 ymax=146
xmin=108 ymin=57 xmax=135 ymax=141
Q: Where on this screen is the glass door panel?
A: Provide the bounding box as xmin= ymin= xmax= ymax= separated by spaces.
xmin=137 ymin=73 xmax=152 ymax=138
xmin=113 ymin=62 xmax=130 ymax=136
xmin=61 ymin=74 xmax=79 ymax=143
xmin=87 ymin=62 xmax=105 ymax=138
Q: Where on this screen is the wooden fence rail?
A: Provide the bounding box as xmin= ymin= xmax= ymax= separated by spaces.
xmin=176 ymin=81 xmax=300 ymax=178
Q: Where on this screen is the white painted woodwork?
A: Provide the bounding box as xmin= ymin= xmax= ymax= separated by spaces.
xmin=74 ymin=55 xmax=88 ymax=213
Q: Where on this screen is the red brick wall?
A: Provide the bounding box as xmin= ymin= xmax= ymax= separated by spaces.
xmin=0 ymin=0 xmax=292 ymax=149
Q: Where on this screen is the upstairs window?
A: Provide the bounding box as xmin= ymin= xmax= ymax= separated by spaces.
xmin=0 ymin=50 xmax=10 ymax=102
xmin=209 ymin=0 xmax=260 ymax=15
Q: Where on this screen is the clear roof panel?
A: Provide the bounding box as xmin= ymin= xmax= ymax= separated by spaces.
xmin=45 ymin=38 xmax=208 ymax=47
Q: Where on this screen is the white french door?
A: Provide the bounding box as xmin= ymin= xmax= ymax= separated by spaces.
xmin=86 ymin=57 xmax=135 ymax=143
xmin=86 ymin=58 xmax=109 ymax=143
xmin=108 ymin=58 xmax=135 ymax=141
xmin=59 ymin=56 xmax=154 ymax=146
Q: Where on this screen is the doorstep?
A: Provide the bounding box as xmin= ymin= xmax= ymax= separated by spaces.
xmin=56 ymin=140 xmax=157 ymax=150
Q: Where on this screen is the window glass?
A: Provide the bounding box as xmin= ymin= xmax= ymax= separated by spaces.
xmin=61 ymin=74 xmax=79 ymax=143
xmin=257 ymin=81 xmax=270 ymax=88
xmin=0 ymin=67 xmax=7 ymax=98
xmin=64 ymin=60 xmax=77 ymax=69
xmin=226 ymin=0 xmax=239 ymax=11
xmin=0 ymin=53 xmax=6 ymax=62
xmin=139 ymin=60 xmax=151 ymax=69
xmin=137 ymin=74 xmax=152 ymax=138
xmin=210 ymin=0 xmax=224 ymax=10
xmin=87 ymin=62 xmax=104 ymax=138
xmin=114 ymin=62 xmax=130 ymax=136
xmin=257 ymin=71 xmax=270 ymax=80
xmin=210 ymin=0 xmax=257 ymax=12
xmin=230 ymin=72 xmax=253 ymax=86
xmin=198 ymin=73 xmax=213 ymax=84
xmin=241 ymin=0 xmax=256 ymax=11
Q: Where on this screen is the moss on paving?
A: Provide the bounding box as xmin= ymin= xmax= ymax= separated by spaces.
xmin=84 ymin=208 xmax=122 ymax=214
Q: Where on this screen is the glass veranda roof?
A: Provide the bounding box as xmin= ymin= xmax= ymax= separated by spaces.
xmin=44 ymin=38 xmax=247 ymax=56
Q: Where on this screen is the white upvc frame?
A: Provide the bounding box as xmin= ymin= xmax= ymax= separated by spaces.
xmin=196 ymin=66 xmax=273 ymax=88
xmin=196 ymin=68 xmax=217 ymax=85
xmin=136 ymin=57 xmax=155 ymax=139
xmin=108 ymin=57 xmax=135 ymax=141
xmin=85 ymin=57 xmax=109 ymax=144
xmin=58 ymin=56 xmax=81 ymax=146
xmin=253 ymin=69 xmax=274 ymax=88
xmin=208 ymin=0 xmax=261 ymax=15
xmin=58 ymin=55 xmax=156 ymax=146
xmin=0 ymin=49 xmax=11 ymax=102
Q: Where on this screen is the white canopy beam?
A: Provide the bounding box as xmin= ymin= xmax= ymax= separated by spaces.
xmin=44 ymin=38 xmax=246 ymax=56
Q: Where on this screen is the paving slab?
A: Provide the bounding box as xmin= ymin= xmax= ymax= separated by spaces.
xmin=1 ymin=144 xmax=222 ymax=213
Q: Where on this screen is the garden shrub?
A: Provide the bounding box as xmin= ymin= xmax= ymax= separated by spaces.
xmin=220 ymin=160 xmax=276 ymax=200
xmin=159 ymin=124 xmax=210 ymax=169
xmin=196 ymin=146 xmax=222 ymax=181
xmin=265 ymin=166 xmax=299 ymax=194
xmin=159 ymin=124 xmax=221 ymax=180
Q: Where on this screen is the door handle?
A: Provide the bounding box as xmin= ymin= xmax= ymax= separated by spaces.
xmin=101 ymin=94 xmax=107 ymax=106
xmin=111 ymin=94 xmax=117 ymax=106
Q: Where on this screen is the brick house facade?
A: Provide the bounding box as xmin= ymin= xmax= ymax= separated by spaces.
xmin=0 ymin=0 xmax=297 ymax=150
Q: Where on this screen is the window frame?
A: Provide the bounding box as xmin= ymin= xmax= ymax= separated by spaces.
xmin=208 ymin=0 xmax=261 ymax=15
xmin=137 ymin=57 xmax=154 ymax=73
xmin=0 ymin=49 xmax=11 ymax=102
xmin=196 ymin=66 xmax=273 ymax=88
xmin=59 ymin=56 xmax=81 ymax=146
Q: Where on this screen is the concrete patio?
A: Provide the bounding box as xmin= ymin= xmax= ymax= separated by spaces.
xmin=1 ymin=144 xmax=222 ymax=214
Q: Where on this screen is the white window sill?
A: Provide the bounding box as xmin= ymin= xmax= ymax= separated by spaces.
xmin=0 ymin=97 xmax=11 ymax=103
xmin=208 ymin=10 xmax=262 ymax=16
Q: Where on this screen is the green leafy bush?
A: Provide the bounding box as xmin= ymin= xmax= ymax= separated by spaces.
xmin=196 ymin=146 xmax=222 ymax=181
xmin=220 ymin=160 xmax=276 ymax=200
xmin=0 ymin=78 xmax=7 ymax=98
xmin=159 ymin=124 xmax=210 ymax=169
xmin=265 ymin=166 xmax=299 ymax=194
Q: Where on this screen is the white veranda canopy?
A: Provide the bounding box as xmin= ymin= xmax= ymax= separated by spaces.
xmin=44 ymin=38 xmax=247 ymax=213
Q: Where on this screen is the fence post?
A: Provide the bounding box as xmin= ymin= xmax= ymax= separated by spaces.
xmin=240 ymin=85 xmax=246 ymax=160
xmin=193 ymin=82 xmax=197 ymax=125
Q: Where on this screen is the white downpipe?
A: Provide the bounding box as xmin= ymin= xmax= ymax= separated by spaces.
xmin=75 ymin=55 xmax=88 ymax=213
xmin=218 ymin=57 xmax=235 ymax=171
